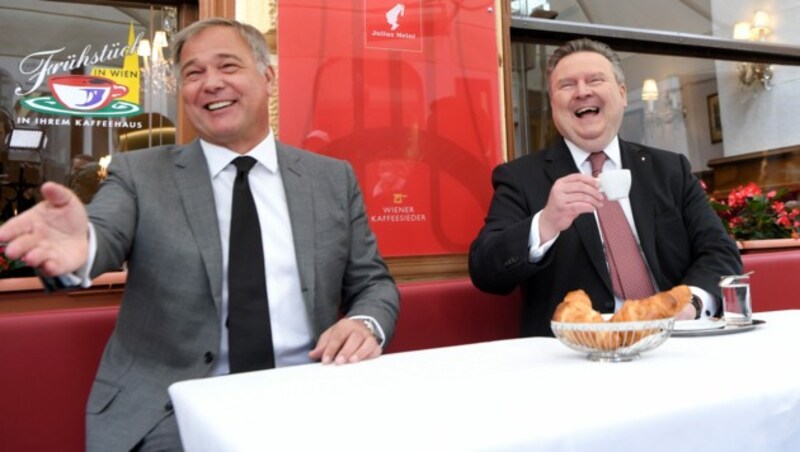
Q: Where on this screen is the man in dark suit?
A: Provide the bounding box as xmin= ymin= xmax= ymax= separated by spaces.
xmin=469 ymin=38 xmax=741 ymax=337
xmin=0 ymin=18 xmax=399 ymax=451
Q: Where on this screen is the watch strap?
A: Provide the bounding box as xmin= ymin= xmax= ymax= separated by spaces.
xmin=360 ymin=318 xmax=381 ymax=343
xmin=690 ymin=295 xmax=703 ymax=320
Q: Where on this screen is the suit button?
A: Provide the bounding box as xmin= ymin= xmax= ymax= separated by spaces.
xmin=204 ymin=351 xmax=214 ymax=364
xmin=164 ymin=401 xmax=173 ymax=412
xmin=605 ymin=302 xmax=614 ymax=309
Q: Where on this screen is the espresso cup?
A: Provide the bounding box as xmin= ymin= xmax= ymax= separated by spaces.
xmin=598 ymin=169 xmax=631 ymax=201
xmin=49 ymin=75 xmax=128 ymax=111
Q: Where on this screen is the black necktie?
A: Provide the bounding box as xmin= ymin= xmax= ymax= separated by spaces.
xmin=227 ymin=156 xmax=275 ymax=372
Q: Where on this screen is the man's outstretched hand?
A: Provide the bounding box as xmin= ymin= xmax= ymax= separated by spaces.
xmin=0 ymin=182 xmax=89 ymax=276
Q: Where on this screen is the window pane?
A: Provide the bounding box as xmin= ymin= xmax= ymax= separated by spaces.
xmin=0 ymin=0 xmax=179 ymax=216
xmin=511 ymin=42 xmax=800 ymax=195
xmin=510 ymin=1 xmax=790 ymax=42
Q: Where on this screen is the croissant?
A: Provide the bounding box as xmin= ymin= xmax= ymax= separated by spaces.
xmin=610 ymin=285 xmax=692 ymax=323
xmin=552 ymin=290 xmax=603 ymax=323
xmin=610 ymin=285 xmax=692 ymax=346
xmin=552 ymin=290 xmax=617 ymax=349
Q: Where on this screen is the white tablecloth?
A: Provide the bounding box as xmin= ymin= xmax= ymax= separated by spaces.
xmin=169 ymin=310 xmax=800 ymax=451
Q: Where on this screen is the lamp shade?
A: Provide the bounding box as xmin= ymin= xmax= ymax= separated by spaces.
xmin=641 ymin=79 xmax=659 ymax=101
xmin=153 ymin=31 xmax=168 ymax=48
xmin=752 ymin=11 xmax=770 ymax=30
xmin=733 ymin=22 xmax=751 ymax=40
xmin=137 ymin=39 xmax=152 ymax=57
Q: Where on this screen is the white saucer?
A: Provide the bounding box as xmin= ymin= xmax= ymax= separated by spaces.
xmin=674 ymin=317 xmax=726 ymax=332
xmin=672 ymin=319 xmax=764 ymax=337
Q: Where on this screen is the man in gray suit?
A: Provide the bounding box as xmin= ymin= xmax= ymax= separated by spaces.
xmin=0 ymin=18 xmax=399 ymax=451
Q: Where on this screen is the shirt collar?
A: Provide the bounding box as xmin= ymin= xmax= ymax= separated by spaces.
xmin=564 ymin=136 xmax=622 ymax=171
xmin=201 ymin=132 xmax=278 ymax=179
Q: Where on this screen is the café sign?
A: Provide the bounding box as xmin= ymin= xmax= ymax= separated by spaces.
xmin=16 ymin=24 xmax=144 ymax=120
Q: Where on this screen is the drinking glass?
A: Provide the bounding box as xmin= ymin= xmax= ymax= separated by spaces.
xmin=719 ymin=274 xmax=752 ymax=326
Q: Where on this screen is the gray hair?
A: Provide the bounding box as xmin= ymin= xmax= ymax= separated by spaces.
xmin=545 ymin=38 xmax=625 ymax=86
xmin=172 ymin=18 xmax=271 ymax=76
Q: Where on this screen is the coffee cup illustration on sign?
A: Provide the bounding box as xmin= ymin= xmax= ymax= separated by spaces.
xmin=48 ymin=75 xmax=128 ymax=111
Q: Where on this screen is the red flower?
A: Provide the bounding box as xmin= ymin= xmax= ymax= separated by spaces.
xmin=743 ymin=182 xmax=762 ymax=196
xmin=709 ymin=183 xmax=800 ymax=241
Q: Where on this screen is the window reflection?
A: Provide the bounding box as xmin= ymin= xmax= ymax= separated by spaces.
xmin=68 ymin=154 xmax=101 ymax=205
xmin=509 ymin=1 xmax=800 ymax=202
xmin=512 ymin=43 xmax=800 ymax=192
xmin=0 ymin=1 xmax=179 ymax=213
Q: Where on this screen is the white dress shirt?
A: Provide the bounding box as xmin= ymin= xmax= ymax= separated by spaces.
xmin=202 ymin=133 xmax=314 ymax=374
xmin=527 ymin=136 xmax=713 ymax=316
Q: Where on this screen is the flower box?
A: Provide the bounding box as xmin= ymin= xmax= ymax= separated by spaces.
xmin=708 ymin=182 xmax=799 ymax=243
xmin=737 ymin=237 xmax=800 ymax=254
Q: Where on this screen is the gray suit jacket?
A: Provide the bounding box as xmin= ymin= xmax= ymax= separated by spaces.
xmin=84 ymin=140 xmax=399 ymax=451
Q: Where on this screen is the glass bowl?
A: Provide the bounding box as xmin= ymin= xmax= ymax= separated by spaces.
xmin=551 ymin=317 xmax=675 ymax=362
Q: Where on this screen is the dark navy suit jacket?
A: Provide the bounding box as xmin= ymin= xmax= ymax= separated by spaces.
xmin=469 ymin=136 xmax=742 ymax=337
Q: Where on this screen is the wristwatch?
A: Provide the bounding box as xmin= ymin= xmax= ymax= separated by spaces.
xmin=690 ymin=295 xmax=703 ymax=320
xmin=360 ymin=318 xmax=382 ymax=343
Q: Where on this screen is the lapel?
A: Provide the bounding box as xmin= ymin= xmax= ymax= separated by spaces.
xmin=620 ymin=139 xmax=662 ymax=287
xmin=544 ymin=138 xmax=611 ymax=292
xmin=172 ymin=140 xmax=224 ymax=311
xmin=276 ymin=142 xmax=316 ymax=314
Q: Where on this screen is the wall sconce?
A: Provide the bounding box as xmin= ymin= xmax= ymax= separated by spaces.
xmin=137 ymin=7 xmax=178 ymax=94
xmin=138 ymin=29 xmax=175 ymax=93
xmin=733 ymin=11 xmax=773 ymax=90
xmin=641 ymin=79 xmax=659 ymax=112
xmin=640 ymin=78 xmax=683 ymax=125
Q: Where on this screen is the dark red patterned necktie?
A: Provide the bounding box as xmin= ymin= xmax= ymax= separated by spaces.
xmin=589 ymin=152 xmax=656 ymax=300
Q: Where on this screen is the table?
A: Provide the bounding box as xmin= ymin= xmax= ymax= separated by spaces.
xmin=169 ymin=310 xmax=800 ymax=451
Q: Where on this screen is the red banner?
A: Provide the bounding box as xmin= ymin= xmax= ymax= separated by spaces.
xmin=279 ymin=0 xmax=502 ymax=256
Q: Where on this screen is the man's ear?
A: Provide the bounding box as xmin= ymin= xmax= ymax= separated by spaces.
xmin=264 ymin=66 xmax=276 ymax=95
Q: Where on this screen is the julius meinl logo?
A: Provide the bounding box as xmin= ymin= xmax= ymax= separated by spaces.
xmin=16 ymin=23 xmax=144 ymax=126
xmin=370 ymin=3 xmax=417 ymax=40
